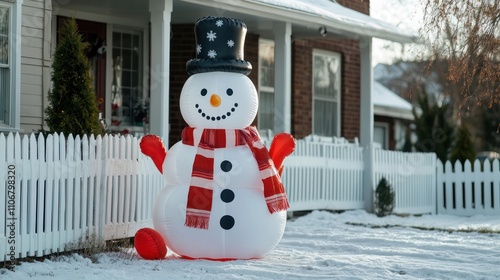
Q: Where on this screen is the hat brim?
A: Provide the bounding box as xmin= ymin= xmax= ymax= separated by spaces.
xmin=186 ymin=59 xmax=252 ymax=75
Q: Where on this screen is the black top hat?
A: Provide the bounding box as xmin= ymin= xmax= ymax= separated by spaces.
xmin=186 ymin=16 xmax=252 ymax=76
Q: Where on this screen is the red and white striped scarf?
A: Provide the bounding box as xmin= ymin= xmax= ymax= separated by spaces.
xmin=181 ymin=126 xmax=289 ymax=230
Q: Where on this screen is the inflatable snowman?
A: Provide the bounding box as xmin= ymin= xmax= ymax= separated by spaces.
xmin=134 ymin=16 xmax=295 ymax=260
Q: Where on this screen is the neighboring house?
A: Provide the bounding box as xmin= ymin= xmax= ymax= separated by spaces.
xmin=373 ymin=81 xmax=414 ymax=150
xmin=0 ymin=0 xmax=415 ymax=150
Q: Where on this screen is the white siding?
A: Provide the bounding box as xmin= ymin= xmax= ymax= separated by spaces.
xmin=20 ymin=0 xmax=50 ymax=131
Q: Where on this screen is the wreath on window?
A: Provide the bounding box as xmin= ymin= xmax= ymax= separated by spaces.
xmin=87 ymin=37 xmax=106 ymax=59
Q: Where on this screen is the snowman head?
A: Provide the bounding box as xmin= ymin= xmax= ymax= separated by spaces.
xmin=180 ymin=71 xmax=258 ymax=129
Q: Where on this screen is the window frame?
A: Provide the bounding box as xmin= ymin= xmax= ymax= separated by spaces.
xmin=109 ymin=26 xmax=145 ymax=132
xmin=312 ymin=49 xmax=341 ymax=137
xmin=0 ymin=0 xmax=20 ymax=131
xmin=257 ymin=38 xmax=275 ymax=134
xmin=374 ymin=122 xmax=390 ymax=150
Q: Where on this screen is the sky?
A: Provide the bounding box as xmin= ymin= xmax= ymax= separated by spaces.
xmin=370 ymin=0 xmax=425 ymax=65
xmin=2 ymin=210 xmax=500 ymax=279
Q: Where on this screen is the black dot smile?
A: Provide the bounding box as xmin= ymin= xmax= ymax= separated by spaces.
xmin=195 ymin=103 xmax=239 ymax=121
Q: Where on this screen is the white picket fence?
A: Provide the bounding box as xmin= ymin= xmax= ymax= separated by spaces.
xmin=437 ymin=159 xmax=500 ymax=216
xmin=4 ymin=131 xmax=497 ymax=262
xmin=374 ymin=149 xmax=437 ymax=215
xmin=0 ymin=133 xmax=163 ymax=262
xmin=280 ymin=138 xmax=438 ymax=215
xmin=281 ymin=140 xmax=365 ymax=212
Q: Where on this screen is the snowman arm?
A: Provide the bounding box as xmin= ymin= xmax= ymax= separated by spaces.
xmin=140 ymin=134 xmax=167 ymax=174
xmin=269 ymin=133 xmax=296 ymax=174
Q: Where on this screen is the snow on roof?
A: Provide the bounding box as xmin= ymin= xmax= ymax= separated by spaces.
xmin=248 ymin=0 xmax=417 ymax=42
xmin=373 ymin=81 xmax=414 ymax=120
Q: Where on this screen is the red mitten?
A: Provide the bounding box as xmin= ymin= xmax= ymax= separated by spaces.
xmin=134 ymin=228 xmax=167 ymax=260
xmin=269 ymin=133 xmax=296 ymax=172
xmin=140 ymin=135 xmax=167 ymax=173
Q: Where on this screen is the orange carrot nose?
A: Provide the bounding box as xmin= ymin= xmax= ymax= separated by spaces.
xmin=210 ymin=94 xmax=221 ymax=107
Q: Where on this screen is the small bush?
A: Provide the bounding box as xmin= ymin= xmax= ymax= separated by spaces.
xmin=374 ymin=177 xmax=394 ymax=217
xmin=449 ymin=124 xmax=476 ymax=166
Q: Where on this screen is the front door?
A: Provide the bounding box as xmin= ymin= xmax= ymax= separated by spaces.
xmin=57 ymin=16 xmax=107 ymax=114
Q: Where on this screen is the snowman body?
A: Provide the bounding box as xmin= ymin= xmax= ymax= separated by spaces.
xmin=152 ymin=72 xmax=287 ymax=259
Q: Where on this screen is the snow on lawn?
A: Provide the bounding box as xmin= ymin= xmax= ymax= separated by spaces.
xmin=3 ymin=210 xmax=500 ymax=279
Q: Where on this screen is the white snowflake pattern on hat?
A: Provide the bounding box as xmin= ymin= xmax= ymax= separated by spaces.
xmin=207 ymin=30 xmax=217 ymax=41
xmin=215 ymin=20 xmax=223 ymax=27
xmin=207 ymin=50 xmax=217 ymax=58
xmin=227 ymin=40 xmax=235 ymax=48
xmin=196 ymin=44 xmax=202 ymax=54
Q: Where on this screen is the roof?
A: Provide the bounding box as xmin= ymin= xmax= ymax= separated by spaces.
xmin=60 ymin=0 xmax=417 ymax=43
xmin=182 ymin=0 xmax=417 ymax=43
xmin=246 ymin=0 xmax=417 ymax=42
xmin=373 ymin=81 xmax=414 ymax=120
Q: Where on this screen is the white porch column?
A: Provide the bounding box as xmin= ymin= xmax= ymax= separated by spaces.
xmin=273 ymin=22 xmax=292 ymax=133
xmin=360 ymin=37 xmax=375 ymax=212
xmin=149 ymin=0 xmax=173 ymax=145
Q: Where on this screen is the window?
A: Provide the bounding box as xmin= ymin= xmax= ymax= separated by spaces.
xmin=258 ymin=39 xmax=274 ymax=133
xmin=374 ymin=122 xmax=389 ymax=149
xmin=0 ymin=4 xmax=9 ymax=126
xmin=0 ymin=0 xmax=22 ymax=131
xmin=312 ymin=50 xmax=341 ymax=137
xmin=111 ymin=28 xmax=145 ymax=128
xmin=0 ymin=2 xmax=18 ymax=129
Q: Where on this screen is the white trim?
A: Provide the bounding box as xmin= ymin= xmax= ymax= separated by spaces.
xmin=0 ymin=0 xmax=21 ymax=132
xmin=311 ymin=49 xmax=341 ymax=137
xmin=374 ymin=105 xmax=414 ymax=120
xmin=273 ymin=22 xmax=292 ymax=133
xmin=56 ymin=8 xmax=149 ymax=28
xmin=359 ymin=37 xmax=374 ymax=212
xmin=148 ymin=0 xmax=173 ymax=144
xmin=257 ymin=38 xmax=275 ymax=132
xmin=13 ymin=0 xmax=20 ymax=130
xmin=374 ymin=122 xmax=389 ymax=150
xmin=105 ymin=24 xmax=113 ymax=125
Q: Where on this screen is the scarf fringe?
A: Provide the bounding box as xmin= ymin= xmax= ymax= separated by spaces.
xmin=266 ymin=194 xmax=290 ymax=213
xmin=185 ymin=210 xmax=210 ymax=229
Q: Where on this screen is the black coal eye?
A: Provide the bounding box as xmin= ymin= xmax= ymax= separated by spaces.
xmin=201 ymin=88 xmax=207 ymax=96
xmin=226 ymin=88 xmax=233 ymax=96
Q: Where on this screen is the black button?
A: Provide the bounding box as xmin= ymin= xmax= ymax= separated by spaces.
xmin=220 ymin=160 xmax=232 ymax=172
xmin=220 ymin=215 xmax=235 ymax=230
xmin=220 ymin=189 xmax=235 ymax=203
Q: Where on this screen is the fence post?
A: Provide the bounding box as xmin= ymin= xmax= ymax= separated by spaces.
xmin=362 ymin=143 xmax=374 ymax=212
xmin=97 ymin=135 xmax=108 ymax=242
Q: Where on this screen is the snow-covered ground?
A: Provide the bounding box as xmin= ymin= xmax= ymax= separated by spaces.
xmin=2 ymin=210 xmax=500 ymax=279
